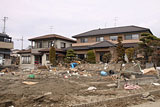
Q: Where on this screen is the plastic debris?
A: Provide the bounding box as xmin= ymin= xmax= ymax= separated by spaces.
xmin=28 ymin=74 xmax=35 ymax=79
xmin=87 ymin=86 xmax=97 ymax=91
xmin=100 ymin=71 xmax=107 ymax=76
xmin=124 ymin=84 xmax=141 ymax=90
xmin=152 ymin=83 xmax=160 ymax=86
xmin=22 ymin=81 xmax=38 ymax=85
xmin=70 ymin=63 xmax=78 ymax=68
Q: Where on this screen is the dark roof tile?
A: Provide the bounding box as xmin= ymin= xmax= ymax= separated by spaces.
xmin=73 ymin=25 xmax=152 ymax=38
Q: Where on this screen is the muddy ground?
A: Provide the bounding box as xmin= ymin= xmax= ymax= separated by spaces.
xmin=0 ymin=64 xmax=160 ymax=107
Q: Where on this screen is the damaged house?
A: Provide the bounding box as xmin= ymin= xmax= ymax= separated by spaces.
xmin=0 ymin=33 xmax=13 ymax=66
xmin=70 ymin=25 xmax=152 ymax=62
xmin=18 ymin=34 xmax=76 ymax=69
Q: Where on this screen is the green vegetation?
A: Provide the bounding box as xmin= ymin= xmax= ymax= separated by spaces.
xmin=102 ymin=52 xmax=112 ymax=63
xmin=49 ymin=46 xmax=56 ymax=66
xmin=116 ymin=36 xmax=125 ymax=63
xmin=87 ymin=50 xmax=96 ymax=64
xmin=125 ymin=48 xmax=135 ymax=62
xmin=138 ymin=33 xmax=160 ymax=66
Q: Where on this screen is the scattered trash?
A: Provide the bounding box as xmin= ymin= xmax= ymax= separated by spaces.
xmin=107 ymin=83 xmax=117 ymax=88
xmin=87 ymin=86 xmax=97 ymax=91
xmin=100 ymin=71 xmax=107 ymax=76
xmin=152 ymin=83 xmax=160 ymax=86
xmin=142 ymin=92 xmax=155 ymax=102
xmin=28 ymin=74 xmax=35 ymax=79
xmin=142 ymin=67 xmax=157 ymax=75
xmin=109 ymin=70 xmax=115 ymax=75
xmin=0 ymin=72 xmax=5 ymax=76
xmin=124 ymin=84 xmax=141 ymax=90
xmin=70 ymin=63 xmax=78 ymax=68
xmin=64 ymin=75 xmax=68 ymax=79
xmin=44 ymin=92 xmax=52 ymax=96
xmin=22 ymin=81 xmax=38 ymax=85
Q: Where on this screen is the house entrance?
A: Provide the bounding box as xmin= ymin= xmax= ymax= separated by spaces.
xmin=34 ymin=55 xmax=42 ymax=64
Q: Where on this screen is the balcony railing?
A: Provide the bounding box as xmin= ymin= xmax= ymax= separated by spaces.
xmin=0 ymin=41 xmax=13 ymax=49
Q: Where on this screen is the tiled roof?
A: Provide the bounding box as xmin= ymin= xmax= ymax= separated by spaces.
xmin=67 ymin=40 xmax=116 ymax=50
xmin=72 ymin=42 xmax=98 ymax=47
xmin=29 ymin=34 xmax=76 ymax=42
xmin=17 ymin=49 xmax=31 ymax=54
xmin=90 ymin=41 xmax=116 ymax=48
xmin=38 ymin=48 xmax=64 ymax=52
xmin=0 ymin=33 xmax=11 ymax=39
xmin=73 ymin=25 xmax=152 ymax=38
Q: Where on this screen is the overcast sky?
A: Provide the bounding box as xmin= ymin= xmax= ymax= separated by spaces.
xmin=0 ymin=0 xmax=160 ymax=49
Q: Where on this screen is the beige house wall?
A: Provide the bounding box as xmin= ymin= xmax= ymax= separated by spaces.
xmin=76 ymin=31 xmax=150 ymax=44
xmin=74 ymin=47 xmax=116 ymax=62
xmin=19 ymin=54 xmax=35 ymax=69
xmin=0 ymin=42 xmax=13 ymax=49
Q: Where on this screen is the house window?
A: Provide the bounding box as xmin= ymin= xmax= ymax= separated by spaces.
xmin=61 ymin=42 xmax=66 ymax=48
xmin=110 ymin=36 xmax=118 ymax=41
xmin=125 ymin=34 xmax=139 ymax=40
xmin=48 ymin=41 xmax=54 ymax=47
xmin=37 ymin=41 xmax=42 ymax=48
xmin=96 ymin=37 xmax=104 ymax=42
xmin=78 ymin=54 xmax=85 ymax=59
xmin=80 ymin=38 xmax=88 ymax=43
xmin=22 ymin=56 xmax=31 ymax=64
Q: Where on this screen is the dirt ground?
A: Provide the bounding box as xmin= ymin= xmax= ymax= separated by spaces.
xmin=0 ymin=64 xmax=160 ymax=107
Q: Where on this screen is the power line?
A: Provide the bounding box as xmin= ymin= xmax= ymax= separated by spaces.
xmin=2 ymin=17 xmax=8 ymax=34
xmin=15 ymin=36 xmax=24 ymax=50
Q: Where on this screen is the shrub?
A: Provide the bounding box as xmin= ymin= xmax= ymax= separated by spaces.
xmin=87 ymin=50 xmax=96 ymax=63
xmin=102 ymin=52 xmax=112 ymax=63
xmin=66 ymin=49 xmax=76 ymax=62
xmin=125 ymin=48 xmax=135 ymax=62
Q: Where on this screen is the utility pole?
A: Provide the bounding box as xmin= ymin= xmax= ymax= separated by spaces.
xmin=50 ymin=26 xmax=53 ymax=34
xmin=114 ymin=17 xmax=118 ymax=27
xmin=16 ymin=36 xmax=24 ymax=50
xmin=2 ymin=17 xmax=8 ymax=34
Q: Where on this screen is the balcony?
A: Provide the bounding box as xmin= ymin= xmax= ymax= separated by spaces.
xmin=0 ymin=41 xmax=13 ymax=49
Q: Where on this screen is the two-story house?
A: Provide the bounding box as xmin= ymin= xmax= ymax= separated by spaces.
xmin=70 ymin=25 xmax=152 ymax=62
xmin=0 ymin=33 xmax=13 ymax=65
xmin=18 ymin=34 xmax=76 ymax=69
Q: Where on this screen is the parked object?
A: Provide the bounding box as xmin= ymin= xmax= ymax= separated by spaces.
xmin=100 ymin=71 xmax=107 ymax=76
xmin=87 ymin=86 xmax=97 ymax=91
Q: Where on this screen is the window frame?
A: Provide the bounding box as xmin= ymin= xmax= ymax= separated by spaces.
xmin=61 ymin=42 xmax=66 ymax=48
xmin=110 ymin=36 xmax=118 ymax=41
xmin=22 ymin=56 xmax=31 ymax=64
xmin=124 ymin=34 xmax=139 ymax=40
xmin=96 ymin=37 xmax=104 ymax=42
xmin=80 ymin=38 xmax=88 ymax=43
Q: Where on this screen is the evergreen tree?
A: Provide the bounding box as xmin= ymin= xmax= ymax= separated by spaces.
xmin=138 ymin=33 xmax=160 ymax=64
xmin=116 ymin=36 xmax=125 ymax=63
xmin=49 ymin=46 xmax=56 ymax=66
xmin=125 ymin=48 xmax=135 ymax=62
xmin=66 ymin=49 xmax=76 ymax=61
